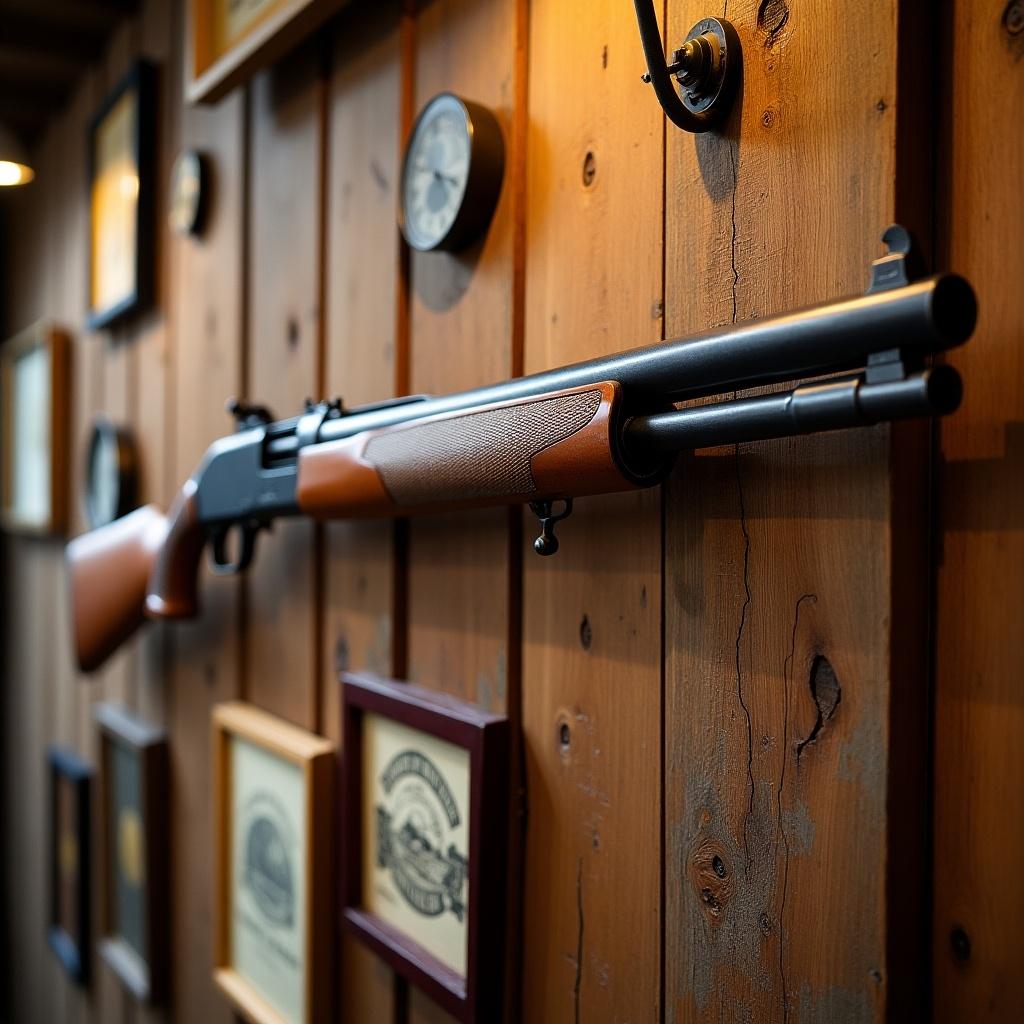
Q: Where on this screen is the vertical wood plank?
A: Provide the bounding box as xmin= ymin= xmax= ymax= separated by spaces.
xmin=168 ymin=57 xmax=246 ymax=1021
xmin=663 ymin=1 xmax=926 ymax=1020
xmin=520 ymin=1 xmax=664 ymax=1021
xmin=405 ymin=0 xmax=524 ymax=1019
xmin=245 ymin=48 xmax=325 ymax=729
xmin=321 ymin=2 xmax=406 ymax=1017
xmin=405 ymin=0 xmax=522 ymax=718
xmin=932 ymin=2 xmax=1024 ymax=1019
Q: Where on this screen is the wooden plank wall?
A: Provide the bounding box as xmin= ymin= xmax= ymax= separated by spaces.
xmin=931 ymin=1 xmax=1024 ymax=1020
xmin=1 ymin=0 xmax=1021 ymax=1022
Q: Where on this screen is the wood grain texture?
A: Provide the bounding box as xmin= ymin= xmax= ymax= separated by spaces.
xmin=663 ymin=1 xmax=927 ymax=1020
xmin=520 ymin=1 xmax=664 ymax=1021
xmin=167 ymin=52 xmax=247 ymax=1024
xmin=321 ymin=4 xmax=406 ymax=1018
xmin=932 ymin=2 xmax=1024 ymax=1019
xmin=406 ymin=0 xmax=524 ymax=1020
xmin=245 ymin=46 xmax=325 ymax=729
xmin=405 ymin=0 xmax=521 ymax=720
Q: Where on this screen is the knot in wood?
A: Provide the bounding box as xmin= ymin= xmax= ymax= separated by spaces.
xmin=1004 ymin=1 xmax=1024 ymax=36
xmin=757 ymin=0 xmax=790 ymax=47
xmin=690 ymin=841 xmax=734 ymax=921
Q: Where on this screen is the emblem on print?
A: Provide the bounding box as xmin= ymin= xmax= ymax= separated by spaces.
xmin=341 ymin=673 xmax=510 ymax=1023
xmin=94 ymin=703 xmax=170 ymax=1003
xmin=47 ymin=747 xmax=93 ymax=985
xmin=212 ymin=702 xmax=334 ymax=1024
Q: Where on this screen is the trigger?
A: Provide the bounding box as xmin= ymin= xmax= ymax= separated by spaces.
xmin=208 ymin=521 xmax=261 ymax=575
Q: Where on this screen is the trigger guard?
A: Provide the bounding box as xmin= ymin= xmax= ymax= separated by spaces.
xmin=208 ymin=522 xmax=259 ymax=575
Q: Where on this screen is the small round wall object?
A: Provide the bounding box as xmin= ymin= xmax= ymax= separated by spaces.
xmin=673 ymin=18 xmax=741 ymax=120
xmin=169 ymin=149 xmax=208 ymax=237
xmin=400 ymin=92 xmax=505 ymax=252
xmin=635 ymin=0 xmax=742 ymax=132
xmin=84 ymin=417 xmax=139 ymax=528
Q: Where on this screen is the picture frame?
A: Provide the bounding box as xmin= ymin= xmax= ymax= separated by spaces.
xmin=48 ymin=747 xmax=93 ymax=986
xmin=340 ymin=673 xmax=510 ymax=1023
xmin=212 ymin=702 xmax=335 ymax=1024
xmin=87 ymin=60 xmax=156 ymax=331
xmin=94 ymin=702 xmax=170 ymax=1003
xmin=0 ymin=322 xmax=70 ymax=535
xmin=186 ymin=0 xmax=349 ymax=105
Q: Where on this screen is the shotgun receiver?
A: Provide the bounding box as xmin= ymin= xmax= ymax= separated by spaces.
xmin=67 ymin=228 xmax=976 ymax=672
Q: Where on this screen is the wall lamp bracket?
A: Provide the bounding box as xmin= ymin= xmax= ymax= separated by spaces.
xmin=634 ymin=2 xmax=741 ymax=133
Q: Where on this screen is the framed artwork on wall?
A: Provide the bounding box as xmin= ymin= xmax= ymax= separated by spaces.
xmin=48 ymin=747 xmax=92 ymax=986
xmin=212 ymin=702 xmax=335 ymax=1024
xmin=94 ymin=702 xmax=170 ymax=1003
xmin=340 ymin=673 xmax=510 ymax=1023
xmin=0 ymin=322 xmax=70 ymax=535
xmin=87 ymin=60 xmax=156 ymax=331
xmin=186 ymin=0 xmax=348 ymax=105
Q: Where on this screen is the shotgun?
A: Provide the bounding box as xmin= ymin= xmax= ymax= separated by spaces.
xmin=66 ymin=227 xmax=976 ymax=672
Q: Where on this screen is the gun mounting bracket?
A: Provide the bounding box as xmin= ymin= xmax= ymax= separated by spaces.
xmin=634 ymin=1 xmax=741 ymax=133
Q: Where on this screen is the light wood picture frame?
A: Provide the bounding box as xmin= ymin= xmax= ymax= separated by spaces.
xmin=186 ymin=0 xmax=349 ymax=105
xmin=48 ymin=747 xmax=93 ymax=986
xmin=341 ymin=673 xmax=510 ymax=1024
xmin=87 ymin=60 xmax=156 ymax=331
xmin=0 ymin=322 xmax=70 ymax=535
xmin=212 ymin=702 xmax=335 ymax=1024
xmin=94 ymin=702 xmax=170 ymax=1004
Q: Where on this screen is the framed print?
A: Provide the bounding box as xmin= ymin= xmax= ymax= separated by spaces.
xmin=48 ymin=747 xmax=92 ymax=985
xmin=0 ymin=322 xmax=70 ymax=535
xmin=186 ymin=0 xmax=348 ymax=105
xmin=212 ymin=702 xmax=334 ymax=1024
xmin=94 ymin=702 xmax=170 ymax=1003
xmin=87 ymin=60 xmax=156 ymax=330
xmin=341 ymin=673 xmax=510 ymax=1023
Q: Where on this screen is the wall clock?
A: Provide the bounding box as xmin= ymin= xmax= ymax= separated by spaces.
xmin=400 ymin=93 xmax=505 ymax=253
xmin=84 ymin=417 xmax=139 ymax=529
xmin=169 ymin=149 xmax=208 ymax=237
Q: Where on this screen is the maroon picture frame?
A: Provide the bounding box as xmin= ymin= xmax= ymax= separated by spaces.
xmin=340 ymin=672 xmax=509 ymax=1023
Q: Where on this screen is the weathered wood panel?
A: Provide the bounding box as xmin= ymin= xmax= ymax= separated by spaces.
xmin=1 ymin=2 xmax=1020 ymax=1023
xmin=521 ymin=1 xmax=664 ymax=1021
xmin=932 ymin=2 xmax=1024 ymax=1019
xmin=405 ymin=0 xmax=524 ymax=1019
xmin=321 ymin=3 xmax=407 ymax=1017
xmin=245 ymin=48 xmax=325 ymax=729
xmin=663 ymin=1 xmax=928 ymax=1020
xmin=167 ymin=42 xmax=247 ymax=1024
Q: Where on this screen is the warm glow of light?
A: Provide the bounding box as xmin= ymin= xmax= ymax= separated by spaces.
xmin=119 ymin=173 xmax=140 ymax=200
xmin=0 ymin=160 xmax=34 ymax=187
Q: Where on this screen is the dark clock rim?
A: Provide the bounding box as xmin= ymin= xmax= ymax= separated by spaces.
xmin=399 ymin=91 xmax=505 ymax=253
xmin=84 ymin=416 xmax=139 ymax=529
xmin=169 ymin=149 xmax=208 ymax=238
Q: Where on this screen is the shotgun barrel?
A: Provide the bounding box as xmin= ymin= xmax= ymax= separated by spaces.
xmin=64 ymin=231 xmax=978 ymax=673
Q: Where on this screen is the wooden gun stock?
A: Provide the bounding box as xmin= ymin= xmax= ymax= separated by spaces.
xmin=66 ymin=482 xmax=205 ymax=673
xmin=296 ymin=382 xmax=668 ymax=518
xmin=67 ymin=505 xmax=168 ymax=673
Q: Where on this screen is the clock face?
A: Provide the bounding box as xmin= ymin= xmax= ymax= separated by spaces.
xmin=169 ymin=149 xmax=206 ymax=237
xmin=85 ymin=418 xmax=137 ymax=528
xmin=400 ymin=93 xmax=504 ymax=252
xmin=88 ymin=427 xmax=120 ymax=527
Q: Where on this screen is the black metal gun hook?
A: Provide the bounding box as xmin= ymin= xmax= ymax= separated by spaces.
xmin=633 ymin=0 xmax=742 ymax=133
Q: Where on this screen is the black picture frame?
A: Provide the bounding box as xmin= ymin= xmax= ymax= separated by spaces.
xmin=340 ymin=672 xmax=509 ymax=1023
xmin=86 ymin=59 xmax=157 ymax=331
xmin=94 ymin=702 xmax=170 ymax=1003
xmin=48 ymin=746 xmax=93 ymax=986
